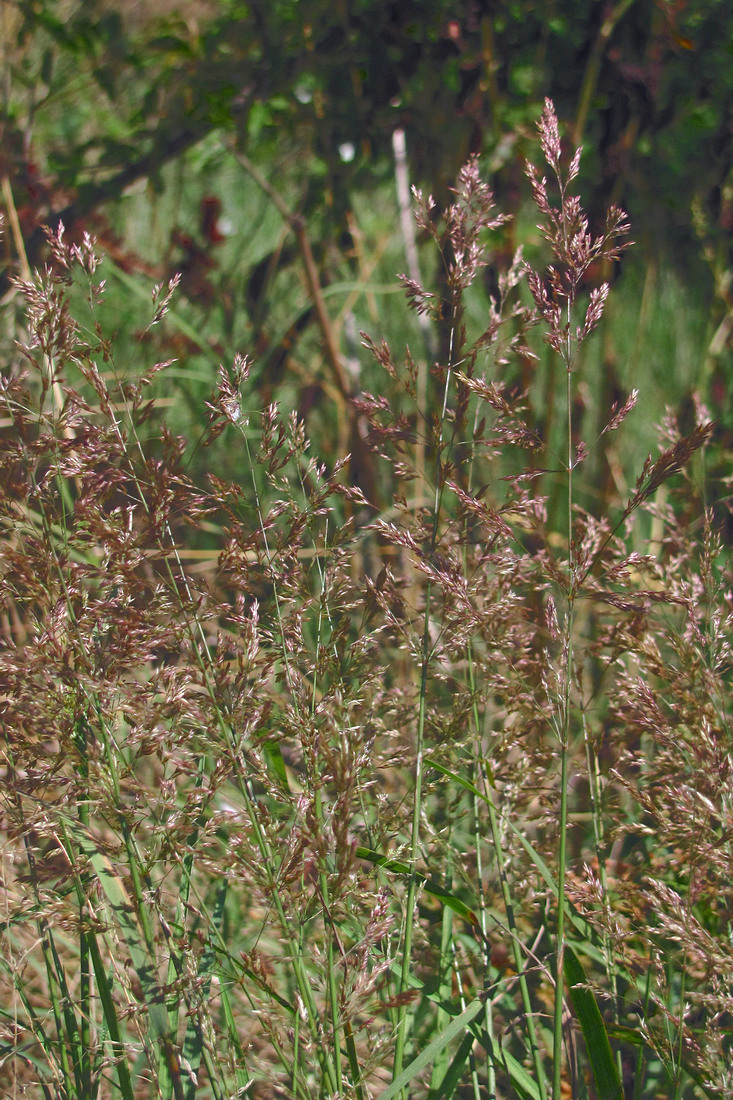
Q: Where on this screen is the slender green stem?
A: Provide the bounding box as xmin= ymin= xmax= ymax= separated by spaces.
xmin=305 ymin=505 xmax=344 ymax=1095
xmin=460 ymin=386 xmax=548 ymax=1098
xmin=312 ymin=691 xmax=343 ymax=1094
xmin=393 ymin=312 xmax=458 ymax=1086
xmin=239 ymin=428 xmax=340 ymax=1096
xmin=428 ymin=849 xmax=455 ymax=1097
xmin=552 ymin=292 xmax=574 ymax=1100
xmin=581 ymin=708 xmax=623 ymax=1080
xmin=449 ymin=946 xmax=482 ymax=1100
xmin=392 ymin=601 xmax=431 ymax=1085
xmin=158 ymin=756 xmax=210 ymax=1099
xmin=85 ymin=926 xmax=135 ymax=1100
xmin=468 ymin=651 xmax=549 ymax=1100
xmin=73 ymin=717 xmax=91 ymax=1099
xmin=672 ymin=965 xmax=687 ymax=1099
xmin=631 ymin=961 xmax=653 ymax=1100
xmin=552 ymin=714 xmax=570 ymax=1099
xmin=471 ymin=722 xmax=496 ymax=1099
xmin=27 ymin=869 xmax=78 ymax=1097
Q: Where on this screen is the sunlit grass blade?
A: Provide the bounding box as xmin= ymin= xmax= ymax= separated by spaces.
xmin=426 ymin=757 xmax=493 ymax=802
xmin=376 ymin=997 xmax=486 ymax=1100
xmin=503 ymin=820 xmax=595 ymax=944
xmin=263 ymin=738 xmax=292 ymax=795
xmin=429 ymin=1028 xmax=474 ymax=1100
xmin=469 ymin=1026 xmax=543 ymax=1100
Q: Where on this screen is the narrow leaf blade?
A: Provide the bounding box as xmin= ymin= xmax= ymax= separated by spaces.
xmin=564 ymin=945 xmax=622 ymax=1100
xmin=356 ymin=847 xmax=480 ymax=926
xmin=375 ymin=997 xmax=485 ymax=1100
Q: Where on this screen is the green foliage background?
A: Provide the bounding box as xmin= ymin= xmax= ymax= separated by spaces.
xmin=2 ymin=0 xmax=731 ymax=487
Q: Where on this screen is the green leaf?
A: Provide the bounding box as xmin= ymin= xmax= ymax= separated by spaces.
xmin=263 ymin=739 xmax=291 ymax=794
xmin=218 ymin=968 xmax=253 ymax=1095
xmin=469 ymin=1024 xmax=543 ymax=1100
xmin=86 ymin=928 xmax=136 ymax=1100
xmin=429 ymin=863 xmax=455 ymax=1097
xmin=429 ymin=1028 xmax=474 ymax=1099
xmin=426 ymin=757 xmax=492 ymax=801
xmin=564 ymin=945 xmax=622 ymax=1100
xmin=495 ymin=1047 xmax=543 ymax=1100
xmin=375 ymin=997 xmax=486 ymax=1100
xmin=605 ymin=1026 xmax=720 ymax=1098
xmin=503 ymin=821 xmax=595 ymax=943
xmin=355 ymin=847 xmax=480 ymax=927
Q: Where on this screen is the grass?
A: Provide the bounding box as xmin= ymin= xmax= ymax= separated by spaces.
xmin=0 ymin=101 xmax=731 ymax=1099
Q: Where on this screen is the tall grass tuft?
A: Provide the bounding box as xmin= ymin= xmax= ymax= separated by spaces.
xmin=1 ymin=102 xmax=730 ymax=1099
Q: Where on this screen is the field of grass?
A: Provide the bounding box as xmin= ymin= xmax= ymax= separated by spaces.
xmin=0 ymin=101 xmax=731 ymax=1100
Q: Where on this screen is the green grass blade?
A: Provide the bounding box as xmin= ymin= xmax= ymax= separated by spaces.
xmin=496 ymin=1049 xmax=543 ymax=1100
xmin=428 ymin=885 xmax=455 ymax=1097
xmin=502 ymin=821 xmax=595 ymax=943
xmin=344 ymin=1018 xmax=365 ymax=1100
xmin=497 ymin=1048 xmax=543 ymax=1100
xmin=426 ymin=757 xmax=548 ymax=1099
xmin=218 ymin=976 xmax=252 ymax=1096
xmin=181 ymin=879 xmax=228 ymax=1100
xmin=376 ymin=997 xmax=486 ymax=1100
xmin=44 ymin=926 xmax=84 ymax=1097
xmin=426 ymin=757 xmax=492 ymax=801
xmin=0 ymin=988 xmax=56 ymax=1095
xmin=468 ymin=1025 xmax=543 ymax=1100
xmin=58 ymin=816 xmax=135 ymax=1100
xmin=0 ymin=1043 xmax=55 ymax=1098
xmin=71 ymin=822 xmax=186 ymax=1099
xmin=159 ymin=759 xmax=209 ymax=1100
xmin=355 ymin=847 xmax=480 ymax=927
xmin=429 ymin=1029 xmax=474 ymax=1100
xmin=606 ymin=1026 xmax=720 ymax=1098
xmin=86 ymin=927 xmax=136 ymax=1100
xmin=263 ymin=739 xmax=291 ymax=795
xmin=69 ymin=822 xmax=170 ymax=1042
xmin=564 ymin=946 xmax=623 ymax=1100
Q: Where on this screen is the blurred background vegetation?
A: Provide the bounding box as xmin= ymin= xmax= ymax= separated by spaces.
xmin=1 ymin=0 xmax=731 ymax=524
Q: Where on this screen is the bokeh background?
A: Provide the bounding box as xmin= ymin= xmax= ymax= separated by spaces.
xmin=2 ymin=0 xmax=731 ymax=521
